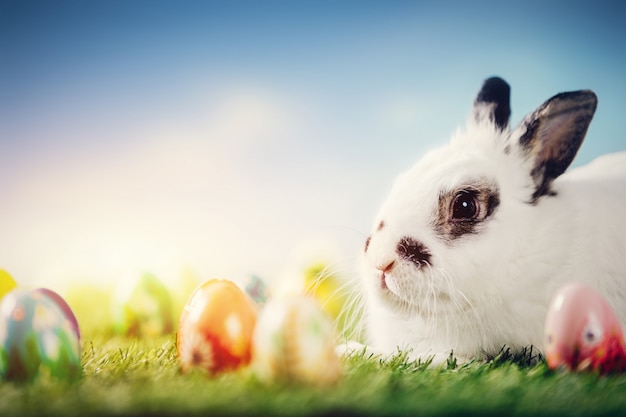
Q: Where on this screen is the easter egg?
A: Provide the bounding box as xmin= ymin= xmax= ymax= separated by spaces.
xmin=32 ymin=288 xmax=81 ymax=342
xmin=112 ymin=273 xmax=174 ymax=338
xmin=243 ymin=274 xmax=270 ymax=306
xmin=177 ymin=279 xmax=257 ymax=374
xmin=544 ymin=282 xmax=626 ymax=374
xmin=252 ymin=295 xmax=342 ymax=385
xmin=0 ymin=290 xmax=81 ymax=382
xmin=0 ymin=269 xmax=17 ymax=300
xmin=303 ymin=263 xmax=347 ymax=320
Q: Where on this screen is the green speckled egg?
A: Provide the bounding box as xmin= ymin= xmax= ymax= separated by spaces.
xmin=0 ymin=290 xmax=81 ymax=382
xmin=112 ymin=273 xmax=174 ymax=338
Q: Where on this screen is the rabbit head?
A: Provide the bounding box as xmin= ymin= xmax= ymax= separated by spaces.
xmin=362 ymin=77 xmax=598 ymax=332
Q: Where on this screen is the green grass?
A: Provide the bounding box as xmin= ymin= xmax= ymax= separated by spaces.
xmin=1 ymin=335 xmax=626 ymax=417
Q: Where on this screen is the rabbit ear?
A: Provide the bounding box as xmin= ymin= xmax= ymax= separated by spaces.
xmin=512 ymin=90 xmax=598 ymax=202
xmin=473 ymin=76 xmax=511 ymax=130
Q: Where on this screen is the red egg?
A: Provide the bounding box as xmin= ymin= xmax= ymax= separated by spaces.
xmin=544 ymin=282 xmax=626 ymax=374
xmin=177 ymin=279 xmax=257 ymax=374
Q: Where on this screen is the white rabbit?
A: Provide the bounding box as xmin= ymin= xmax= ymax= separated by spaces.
xmin=350 ymin=76 xmax=626 ymax=365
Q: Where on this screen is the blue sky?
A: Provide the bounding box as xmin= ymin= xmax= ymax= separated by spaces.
xmin=1 ymin=1 xmax=625 ymax=291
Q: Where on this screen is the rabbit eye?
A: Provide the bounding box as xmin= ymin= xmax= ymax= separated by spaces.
xmin=434 ymin=180 xmax=499 ymax=242
xmin=451 ymin=191 xmax=478 ymax=220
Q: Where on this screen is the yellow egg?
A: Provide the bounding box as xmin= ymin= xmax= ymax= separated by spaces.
xmin=252 ymin=295 xmax=342 ymax=385
xmin=0 ymin=269 xmax=17 ymax=300
xmin=303 ymin=263 xmax=347 ymax=320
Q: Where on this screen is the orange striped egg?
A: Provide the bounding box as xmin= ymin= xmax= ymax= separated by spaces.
xmin=177 ymin=279 xmax=257 ymax=374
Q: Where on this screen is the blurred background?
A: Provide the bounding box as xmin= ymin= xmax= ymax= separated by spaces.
xmin=1 ymin=0 xmax=625 ymax=294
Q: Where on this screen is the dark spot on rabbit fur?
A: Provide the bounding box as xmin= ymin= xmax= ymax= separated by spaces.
xmin=364 ymin=222 xmax=385 ymax=253
xmin=396 ymin=236 xmax=431 ymax=268
xmin=433 ymin=180 xmax=500 ymax=242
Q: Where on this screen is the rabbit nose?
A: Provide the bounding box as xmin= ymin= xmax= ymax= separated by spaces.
xmin=376 ymin=260 xmax=396 ymax=273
